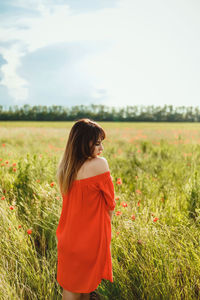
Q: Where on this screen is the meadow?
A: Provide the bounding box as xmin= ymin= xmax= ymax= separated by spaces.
xmin=1 ymin=121 xmax=200 ymax=300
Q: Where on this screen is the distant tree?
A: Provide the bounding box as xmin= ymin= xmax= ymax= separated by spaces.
xmin=0 ymin=104 xmax=200 ymax=122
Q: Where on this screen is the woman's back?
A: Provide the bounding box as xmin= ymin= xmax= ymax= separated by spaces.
xmin=56 ymin=158 xmax=116 ymax=293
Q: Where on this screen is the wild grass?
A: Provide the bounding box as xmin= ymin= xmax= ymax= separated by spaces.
xmin=1 ymin=122 xmax=200 ymax=299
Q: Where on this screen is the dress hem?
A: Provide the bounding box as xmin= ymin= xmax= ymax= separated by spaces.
xmin=57 ymin=276 xmax=113 ymax=294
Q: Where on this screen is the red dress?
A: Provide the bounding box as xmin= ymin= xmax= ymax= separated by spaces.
xmin=56 ymin=170 xmax=116 ymax=293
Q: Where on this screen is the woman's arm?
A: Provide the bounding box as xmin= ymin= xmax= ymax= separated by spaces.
xmin=108 ymin=210 xmax=114 ymax=222
xmin=95 ymin=157 xmax=116 ymax=219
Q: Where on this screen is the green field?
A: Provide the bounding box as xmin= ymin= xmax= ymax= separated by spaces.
xmin=1 ymin=122 xmax=200 ymax=300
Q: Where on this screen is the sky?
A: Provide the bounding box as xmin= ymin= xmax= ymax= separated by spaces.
xmin=0 ymin=0 xmax=200 ymax=108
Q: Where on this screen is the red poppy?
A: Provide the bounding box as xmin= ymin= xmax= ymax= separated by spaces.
xmin=136 ymin=189 xmax=142 ymax=194
xmin=36 ymin=179 xmax=40 ymax=183
xmin=9 ymin=206 xmax=14 ymax=210
xmin=2 ymin=144 xmax=5 ymax=147
xmin=153 ymin=217 xmax=159 ymax=222
xmin=27 ymin=229 xmax=32 ymax=234
xmin=12 ymin=163 xmax=17 ymax=166
xmin=50 ymin=182 xmax=55 ymax=187
xmin=131 ymin=214 xmax=136 ymax=220
xmin=116 ymin=231 xmax=120 ymax=235
xmin=13 ymin=168 xmax=17 ymax=172
xmin=0 ymin=158 xmax=2 ymax=161
xmin=116 ymin=178 xmax=122 ymax=185
xmin=115 ymin=196 xmax=120 ymax=200
xmin=1 ymin=163 xmax=5 ymax=166
xmin=1 ymin=196 xmax=5 ymax=200
xmin=120 ymin=201 xmax=127 ymax=207
xmin=5 ymin=161 xmax=9 ymax=164
xmin=118 ymin=149 xmax=122 ymax=154
xmin=137 ymin=200 xmax=140 ymax=207
xmin=115 ymin=211 xmax=122 ymax=216
xmin=18 ymin=225 xmax=22 ymax=229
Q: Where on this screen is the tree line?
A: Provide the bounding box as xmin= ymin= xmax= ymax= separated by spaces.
xmin=0 ymin=104 xmax=200 ymax=122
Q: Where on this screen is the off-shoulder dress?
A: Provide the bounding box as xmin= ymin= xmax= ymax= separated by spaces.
xmin=56 ymin=170 xmax=116 ymax=293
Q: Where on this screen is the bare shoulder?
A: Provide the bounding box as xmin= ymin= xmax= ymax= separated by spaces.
xmin=90 ymin=157 xmax=110 ymax=175
xmin=77 ymin=157 xmax=110 ymax=179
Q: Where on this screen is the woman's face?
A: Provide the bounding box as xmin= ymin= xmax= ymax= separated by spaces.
xmin=90 ymin=138 xmax=104 ymax=158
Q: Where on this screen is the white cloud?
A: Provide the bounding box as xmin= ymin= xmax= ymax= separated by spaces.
xmin=0 ymin=2 xmax=117 ymax=103
xmin=0 ymin=44 xmax=28 ymax=102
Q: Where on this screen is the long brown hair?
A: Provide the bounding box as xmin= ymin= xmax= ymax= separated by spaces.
xmin=56 ymin=118 xmax=106 ymax=195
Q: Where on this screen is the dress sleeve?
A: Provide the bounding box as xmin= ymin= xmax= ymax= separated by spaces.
xmin=98 ymin=173 xmax=116 ymax=211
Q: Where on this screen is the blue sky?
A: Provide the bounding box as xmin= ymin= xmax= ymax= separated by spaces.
xmin=0 ymin=0 xmax=200 ymax=108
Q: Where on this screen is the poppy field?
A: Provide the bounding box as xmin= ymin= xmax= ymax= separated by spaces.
xmin=1 ymin=121 xmax=200 ymax=300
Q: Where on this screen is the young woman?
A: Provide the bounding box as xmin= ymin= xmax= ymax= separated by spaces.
xmin=56 ymin=118 xmax=116 ymax=300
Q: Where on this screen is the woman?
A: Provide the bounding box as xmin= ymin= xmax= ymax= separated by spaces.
xmin=56 ymin=118 xmax=116 ymax=300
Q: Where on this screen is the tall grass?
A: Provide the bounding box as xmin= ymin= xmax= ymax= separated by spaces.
xmin=1 ymin=122 xmax=200 ymax=299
